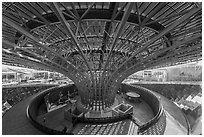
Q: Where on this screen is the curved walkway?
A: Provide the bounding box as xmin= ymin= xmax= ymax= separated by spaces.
xmin=151 ymin=91 xmax=188 ymax=130
xmin=2 ymin=87 xmax=189 ymax=135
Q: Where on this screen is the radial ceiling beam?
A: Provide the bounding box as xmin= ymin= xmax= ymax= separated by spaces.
xmin=103 ymin=2 xmax=134 ymax=70
xmin=102 ymin=2 xmax=119 ymax=46
xmin=108 ymin=2 xmax=133 ymax=53
xmin=2 ymin=39 xmax=80 ymax=77
xmin=50 ymin=3 xmax=94 ymax=72
xmin=78 ymin=22 xmax=91 ymax=51
xmin=135 ymin=3 xmax=141 ymax=24
xmin=80 ymin=2 xmax=95 ymax=20
xmin=2 ymin=56 xmax=49 ymax=71
xmin=22 ymin=2 xmax=50 ymax=25
xmin=2 ymin=48 xmax=41 ymax=64
xmin=113 ymin=3 xmax=128 ymax=20
xmin=2 ymin=54 xmax=72 ymax=78
xmin=100 ymin=2 xmax=119 ymax=69
xmin=2 ymin=51 xmax=75 ymax=76
xmin=2 ymin=15 xmax=79 ymax=72
xmin=2 ymin=9 xmax=45 ymax=24
xmin=173 ymin=33 xmax=201 ymax=45
xmin=50 ymin=2 xmax=94 ymax=92
xmin=50 ymin=3 xmax=83 ymax=52
xmin=116 ymin=5 xmax=201 ymax=71
xmin=70 ymin=2 xmax=80 ymax=19
xmin=140 ymin=3 xmax=167 ymax=27
xmin=116 ymin=42 xmax=201 ymax=84
xmin=170 ymin=26 xmax=202 ymax=40
xmin=68 ymin=3 xmax=93 ymax=53
xmin=58 ymin=2 xmax=78 ymax=20
xmin=146 ymin=9 xmax=191 ymax=26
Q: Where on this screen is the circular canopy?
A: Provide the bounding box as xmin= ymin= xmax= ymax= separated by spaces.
xmin=2 ymin=2 xmax=202 ymax=77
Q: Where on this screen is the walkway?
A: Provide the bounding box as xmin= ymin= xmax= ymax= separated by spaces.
xmin=2 ymin=87 xmax=189 ymax=135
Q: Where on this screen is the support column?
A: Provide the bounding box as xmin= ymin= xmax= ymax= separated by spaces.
xmin=75 ymin=71 xmax=117 ymax=111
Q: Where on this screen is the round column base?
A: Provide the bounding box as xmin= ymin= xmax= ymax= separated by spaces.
xmin=76 ymin=97 xmax=117 ymax=114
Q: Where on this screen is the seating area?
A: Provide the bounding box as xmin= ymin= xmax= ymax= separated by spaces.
xmin=2 ymin=85 xmax=55 ymax=116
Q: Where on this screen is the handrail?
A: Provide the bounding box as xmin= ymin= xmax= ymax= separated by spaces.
xmin=131 ymin=116 xmax=143 ymax=126
xmin=122 ymin=84 xmax=165 ymax=134
xmin=73 ymin=114 xmax=132 ymax=124
xmin=182 ymin=110 xmax=191 ymax=135
xmin=138 ymin=108 xmax=162 ymax=132
xmin=139 ymin=104 xmax=163 ymax=133
xmin=138 ymin=110 xmax=166 ymax=135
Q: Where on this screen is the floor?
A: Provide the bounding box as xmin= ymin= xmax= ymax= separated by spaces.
xmin=164 ymin=110 xmax=188 ymax=135
xmin=36 ymin=94 xmax=154 ymax=132
xmin=2 ymin=87 xmax=190 ymax=135
xmin=72 ymin=119 xmax=134 ymax=135
xmin=191 ymin=116 xmax=202 ymax=135
xmin=121 ymin=96 xmax=154 ymax=123
xmin=36 ymin=104 xmax=74 ymax=132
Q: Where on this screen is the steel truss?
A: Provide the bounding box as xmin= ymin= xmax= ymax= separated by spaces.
xmin=2 ymin=2 xmax=202 ymax=111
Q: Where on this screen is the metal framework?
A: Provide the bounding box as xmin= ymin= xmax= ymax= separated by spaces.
xmin=2 ymin=2 xmax=202 ymax=111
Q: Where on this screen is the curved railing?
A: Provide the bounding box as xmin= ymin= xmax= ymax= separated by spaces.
xmin=138 ymin=105 xmax=166 ymax=134
xmin=26 ymin=84 xmax=133 ymax=134
xmin=26 ymin=85 xmax=75 ymax=135
xmin=121 ymin=84 xmax=166 ymax=135
xmin=182 ymin=111 xmax=191 ymax=135
xmin=27 ymin=107 xmax=73 ymax=135
xmin=27 ymin=83 xmax=167 ymax=135
xmin=138 ymin=110 xmax=166 ymax=135
xmin=73 ymin=114 xmax=132 ymax=124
